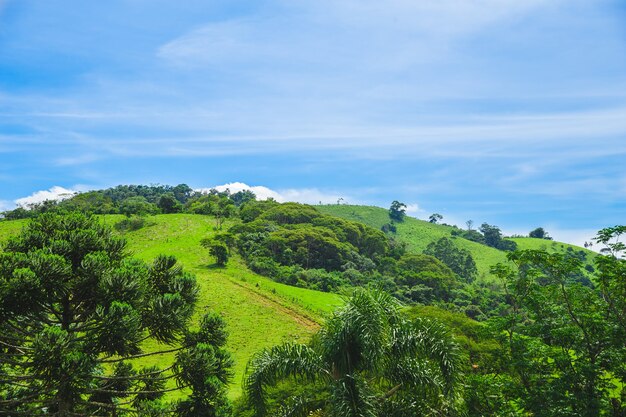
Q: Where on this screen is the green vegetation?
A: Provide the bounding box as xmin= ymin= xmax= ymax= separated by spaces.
xmin=0 ymin=213 xmax=231 ymax=415
xmin=0 ymin=213 xmax=341 ymax=403
xmin=487 ymin=232 xmax=626 ymax=416
xmin=244 ymin=289 xmax=461 ymax=417
xmin=317 ymin=204 xmax=595 ymax=281
xmin=2 ymin=186 xmax=622 ymax=416
xmin=424 ymin=237 xmax=478 ymax=283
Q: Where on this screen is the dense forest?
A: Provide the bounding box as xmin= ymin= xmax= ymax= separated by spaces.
xmin=1 ymin=184 xmax=624 ymax=416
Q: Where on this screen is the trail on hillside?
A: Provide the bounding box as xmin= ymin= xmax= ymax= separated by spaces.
xmin=225 ymin=276 xmax=320 ymax=332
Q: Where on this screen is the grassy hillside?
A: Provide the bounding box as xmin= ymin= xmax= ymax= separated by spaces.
xmin=317 ymin=205 xmax=597 ymax=281
xmin=317 ymin=205 xmax=509 ymax=281
xmin=511 ymin=236 xmax=595 ymax=255
xmin=0 ymin=214 xmax=342 ymax=399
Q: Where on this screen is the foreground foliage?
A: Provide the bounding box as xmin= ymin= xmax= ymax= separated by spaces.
xmin=244 ymin=289 xmax=461 ymax=417
xmin=0 ymin=213 xmax=232 ymax=416
xmin=486 ymin=226 xmax=626 ymax=417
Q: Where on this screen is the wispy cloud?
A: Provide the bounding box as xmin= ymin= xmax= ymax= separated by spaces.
xmin=0 ymin=0 xmax=624 ymax=236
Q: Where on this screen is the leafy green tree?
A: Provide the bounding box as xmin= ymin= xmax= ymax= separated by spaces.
xmin=529 ymin=227 xmax=551 ymax=239
xmin=214 ymin=197 xmax=236 ymax=230
xmin=231 ymin=190 xmax=256 ymax=207
xmin=428 ymin=213 xmax=443 ymax=224
xmin=244 ymin=289 xmax=461 ymax=417
xmin=172 ymin=183 xmax=195 ymax=204
xmin=158 ymin=192 xmax=182 ymax=214
xmin=479 ymin=223 xmax=517 ymax=251
xmin=490 ymin=245 xmax=626 ymax=417
xmin=238 ymin=199 xmax=279 ymax=223
xmin=2 ymin=206 xmax=32 ymax=220
xmin=424 ymin=237 xmax=477 ymax=283
xmin=58 ymin=191 xmax=116 ymax=214
xmin=595 ymin=225 xmax=626 ymax=334
xmin=118 ymin=196 xmax=158 ymax=217
xmin=388 ymin=201 xmax=406 ymax=222
xmin=394 ymin=254 xmax=459 ymax=303
xmin=202 ymin=238 xmax=230 ymax=266
xmin=0 ymin=213 xmax=232 ymax=416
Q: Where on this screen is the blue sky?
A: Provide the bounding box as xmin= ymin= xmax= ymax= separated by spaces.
xmin=1 ymin=0 xmax=625 ymax=245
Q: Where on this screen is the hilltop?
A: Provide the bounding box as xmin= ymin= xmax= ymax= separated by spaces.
xmin=317 ymin=204 xmax=596 ymax=282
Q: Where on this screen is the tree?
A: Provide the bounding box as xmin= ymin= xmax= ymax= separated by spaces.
xmin=479 ymin=223 xmax=517 ymax=251
xmin=230 ymin=190 xmax=256 ymax=207
xmin=0 ymin=213 xmax=232 ymax=416
xmin=202 ymin=238 xmax=230 ymax=266
xmin=158 ymin=192 xmax=182 ymax=214
xmin=118 ymin=196 xmax=158 ymax=217
xmin=529 ymin=227 xmax=551 ymax=240
xmin=428 ymin=213 xmax=443 ymax=224
xmin=424 ymin=237 xmax=478 ymax=283
xmin=244 ymin=289 xmax=461 ymax=417
xmin=388 ymin=201 xmax=407 ymax=222
xmin=172 ymin=183 xmax=195 ymax=204
xmin=490 ymin=244 xmax=626 ymax=417
xmin=395 ymin=254 xmax=459 ymax=303
xmin=214 ymin=197 xmax=236 ymax=230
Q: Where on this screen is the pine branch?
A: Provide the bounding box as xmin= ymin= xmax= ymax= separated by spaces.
xmin=99 ymin=346 xmax=182 ymax=363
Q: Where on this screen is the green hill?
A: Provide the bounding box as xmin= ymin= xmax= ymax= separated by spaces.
xmin=0 ymin=207 xmax=597 ymax=399
xmin=317 ymin=205 xmax=596 ymax=281
xmin=316 ymin=205 xmax=508 ymax=281
xmin=0 ymin=214 xmax=341 ymax=399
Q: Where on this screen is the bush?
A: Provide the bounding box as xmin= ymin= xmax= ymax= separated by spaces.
xmin=114 ymin=216 xmax=149 ymax=231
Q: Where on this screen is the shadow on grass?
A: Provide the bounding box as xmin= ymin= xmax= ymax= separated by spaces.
xmin=201 ymin=263 xmax=228 ymax=270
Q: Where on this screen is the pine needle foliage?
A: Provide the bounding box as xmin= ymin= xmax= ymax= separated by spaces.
xmin=0 ymin=212 xmax=232 ymax=416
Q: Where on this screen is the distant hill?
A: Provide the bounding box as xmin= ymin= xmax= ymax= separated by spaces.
xmin=317 ymin=204 xmax=596 ymax=281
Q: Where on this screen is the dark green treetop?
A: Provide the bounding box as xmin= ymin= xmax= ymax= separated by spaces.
xmin=388 ymin=201 xmax=406 ymax=222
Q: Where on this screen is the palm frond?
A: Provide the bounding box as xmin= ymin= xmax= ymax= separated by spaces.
xmin=395 ymin=318 xmax=462 ymax=396
xmin=244 ymin=343 xmax=328 ymax=417
xmin=276 ymin=395 xmax=325 ymax=417
xmin=329 ymin=374 xmax=378 ymax=417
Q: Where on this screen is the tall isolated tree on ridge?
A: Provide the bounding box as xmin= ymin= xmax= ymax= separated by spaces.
xmin=0 ymin=213 xmax=232 ymax=416
xmin=244 ymin=289 xmax=461 ymax=417
xmin=388 ymin=201 xmax=407 ymax=222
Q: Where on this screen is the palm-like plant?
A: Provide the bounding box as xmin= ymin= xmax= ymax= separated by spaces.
xmin=244 ymin=290 xmax=461 ymax=417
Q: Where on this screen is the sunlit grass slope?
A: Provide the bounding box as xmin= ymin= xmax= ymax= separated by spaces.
xmin=317 ymin=205 xmax=510 ymax=281
xmin=0 ymin=214 xmax=342 ymax=399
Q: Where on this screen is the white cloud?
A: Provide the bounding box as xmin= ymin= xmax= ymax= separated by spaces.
xmin=404 ymin=203 xmax=422 ymax=214
xmin=276 ymin=188 xmax=351 ymax=205
xmin=15 ymin=186 xmax=78 ymax=208
xmin=199 ymin=182 xmax=282 ymax=201
xmin=197 ymin=182 xmax=353 ymax=205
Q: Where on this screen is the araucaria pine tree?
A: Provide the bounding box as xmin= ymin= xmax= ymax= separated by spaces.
xmin=0 ymin=213 xmax=232 ymax=416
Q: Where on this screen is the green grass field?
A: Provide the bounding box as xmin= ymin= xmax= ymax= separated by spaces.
xmin=0 ymin=214 xmax=341 ymax=399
